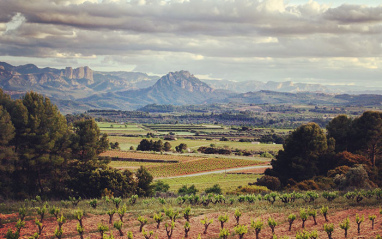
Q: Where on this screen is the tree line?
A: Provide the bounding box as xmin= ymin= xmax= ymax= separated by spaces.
xmin=265 ymin=111 xmax=382 ymax=189
xmin=0 ymin=90 xmax=152 ymax=199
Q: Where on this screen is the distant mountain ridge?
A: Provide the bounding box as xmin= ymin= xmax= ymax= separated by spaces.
xmin=203 ymin=79 xmax=330 ymax=93
xmin=0 ymin=62 xmax=159 ymax=100
xmin=2 ymin=62 xmax=382 ymax=114
xmin=79 ymin=70 xmax=232 ymax=109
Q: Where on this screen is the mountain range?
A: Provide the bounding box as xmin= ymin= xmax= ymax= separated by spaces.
xmin=1 ymin=62 xmax=382 ymax=113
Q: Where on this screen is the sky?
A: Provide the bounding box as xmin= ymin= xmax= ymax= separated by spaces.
xmin=1 ymin=0 xmax=382 ymax=86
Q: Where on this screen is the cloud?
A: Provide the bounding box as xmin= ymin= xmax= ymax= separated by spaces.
xmin=1 ymin=0 xmax=382 ymax=85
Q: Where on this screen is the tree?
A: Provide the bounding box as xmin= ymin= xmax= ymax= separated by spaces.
xmin=175 ymin=143 xmax=188 ymax=153
xmin=135 ymin=166 xmax=153 ymax=197
xmin=349 ymin=111 xmax=382 ymax=167
xmin=326 ymin=115 xmax=352 ymax=153
xmin=71 ymin=119 xmax=108 ymax=163
xmin=267 ymin=123 xmax=328 ymax=184
xmin=164 ymin=142 xmax=172 ymax=152
xmin=0 ymin=106 xmax=16 ymax=196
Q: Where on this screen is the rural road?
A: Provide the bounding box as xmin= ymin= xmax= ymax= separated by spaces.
xmin=159 ymin=164 xmax=271 ymax=179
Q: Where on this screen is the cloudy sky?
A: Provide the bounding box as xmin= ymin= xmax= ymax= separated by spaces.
xmin=1 ymin=0 xmax=382 ymax=86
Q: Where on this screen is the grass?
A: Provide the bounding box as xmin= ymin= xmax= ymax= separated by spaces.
xmin=106 ymin=136 xmax=283 ymax=152
xmin=158 ymin=173 xmax=261 ymax=193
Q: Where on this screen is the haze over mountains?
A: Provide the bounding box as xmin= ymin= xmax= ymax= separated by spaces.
xmin=1 ymin=62 xmax=382 ymax=113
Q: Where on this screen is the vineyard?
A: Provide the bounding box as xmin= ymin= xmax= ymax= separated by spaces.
xmin=100 ymin=151 xmax=202 ymax=162
xmin=1 ymin=190 xmax=382 ymax=239
xmin=100 ymin=151 xmax=264 ymax=178
xmin=147 ymin=158 xmax=263 ymax=178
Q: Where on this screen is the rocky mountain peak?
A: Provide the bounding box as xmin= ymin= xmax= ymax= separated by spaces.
xmin=154 ymin=70 xmax=214 ymax=93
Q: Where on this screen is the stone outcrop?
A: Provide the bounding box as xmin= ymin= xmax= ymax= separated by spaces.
xmin=64 ymin=66 xmax=93 ymax=84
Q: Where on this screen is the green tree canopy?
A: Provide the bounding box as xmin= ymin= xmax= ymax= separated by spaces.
xmin=267 ymin=122 xmax=328 ymax=184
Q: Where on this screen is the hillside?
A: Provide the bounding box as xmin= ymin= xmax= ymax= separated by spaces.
xmin=0 ymin=62 xmax=158 ymax=100
xmin=203 ymin=79 xmax=330 ymax=93
xmin=209 ymin=90 xmax=382 ymax=106
xmin=79 ymin=70 xmax=233 ymax=110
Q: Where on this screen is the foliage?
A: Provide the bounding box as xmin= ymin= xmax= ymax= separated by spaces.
xmin=205 ymin=184 xmax=222 ymax=194
xmin=135 ymin=166 xmax=154 ymax=197
xmin=287 ymin=213 xmax=296 ymax=231
xmin=267 ymin=123 xmax=328 ymax=184
xmin=234 ymin=225 xmax=248 ymax=239
xmin=153 ymin=180 xmax=170 ymax=192
xmin=175 ymin=143 xmax=188 ymax=153
xmin=255 ymin=175 xmax=281 ymax=190
xmin=137 ymin=139 xmax=164 ymax=152
xmin=218 ymin=214 xmax=229 ymax=229
xmin=153 ymin=212 xmax=164 ymax=229
xmin=178 ymin=185 xmax=198 ymax=195
xmin=339 ymin=217 xmax=350 ymax=238
xmin=200 ymin=216 xmax=213 ymax=234
xmin=251 ymin=219 xmax=263 ymax=239
xmin=323 ymin=223 xmax=334 ymax=239
xmin=219 ymin=228 xmax=230 ymax=239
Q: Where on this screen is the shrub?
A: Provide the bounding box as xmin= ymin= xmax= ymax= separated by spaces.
xmin=164 ymin=207 xmax=179 ymax=222
xmin=165 ymin=221 xmax=175 ymax=239
xmin=339 ymin=217 xmax=350 ymax=238
xmin=219 ymin=228 xmax=230 ymax=239
xmin=234 ymin=225 xmax=248 ymax=239
xmin=178 ymin=185 xmax=198 ymax=195
xmin=299 ymin=208 xmax=308 ymax=228
xmin=218 ymin=214 xmax=229 ymax=229
xmin=183 ymin=206 xmax=192 ymax=222
xmin=268 ymin=217 xmax=277 ymax=234
xmin=369 ymin=215 xmax=376 ymax=229
xmin=184 ymin=221 xmax=190 ymax=238
xmin=113 ymin=220 xmax=123 ymax=236
xmin=227 ymin=185 xmax=269 ymax=195
xmin=153 ymin=212 xmax=164 ymax=229
xmin=321 ymin=206 xmax=329 ymax=222
xmin=255 ymin=175 xmax=281 ymax=190
xmin=308 ymin=208 xmax=317 ymax=225
xmin=355 ymin=214 xmax=364 ymax=234
xmin=153 ymin=180 xmax=170 ymax=192
xmin=138 ymin=216 xmax=148 ymax=232
xmin=201 ymin=217 xmax=213 ymax=234
xmin=142 ymin=229 xmax=154 ymax=239
xmin=234 ymin=209 xmax=242 ymax=226
xmin=88 ymin=199 xmax=97 ymax=209
xmin=251 ymin=219 xmax=263 ymax=239
xmin=287 ymin=214 xmax=296 ymax=231
xmin=205 ymin=184 xmax=222 ymax=194
xmin=97 ymin=223 xmax=109 ymax=238
xmin=324 ymin=223 xmax=334 ymax=239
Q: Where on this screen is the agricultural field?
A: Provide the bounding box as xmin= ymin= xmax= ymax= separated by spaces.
xmin=158 ymin=173 xmax=262 ymax=193
xmin=102 ymin=151 xmax=265 ymax=178
xmin=106 ymin=136 xmax=283 ymax=152
xmin=147 ymin=158 xmax=264 ymax=178
xmin=97 ymin=123 xmax=147 ymax=135
xmin=100 ymin=151 xmax=202 ymax=162
xmin=1 ymin=190 xmax=382 ymax=239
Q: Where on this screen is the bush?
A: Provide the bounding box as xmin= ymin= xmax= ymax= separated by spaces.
xmin=178 ymin=185 xmax=198 ymax=195
xmin=227 ymin=185 xmax=269 ymax=195
xmin=153 ymin=181 xmax=170 ymax=193
xmin=255 ymin=175 xmax=281 ymax=190
xmin=205 ymin=184 xmax=222 ymax=194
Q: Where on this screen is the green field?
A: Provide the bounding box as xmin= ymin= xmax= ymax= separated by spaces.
xmin=107 ymin=135 xmax=282 ymax=152
xmin=158 ymin=173 xmax=261 ymax=193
